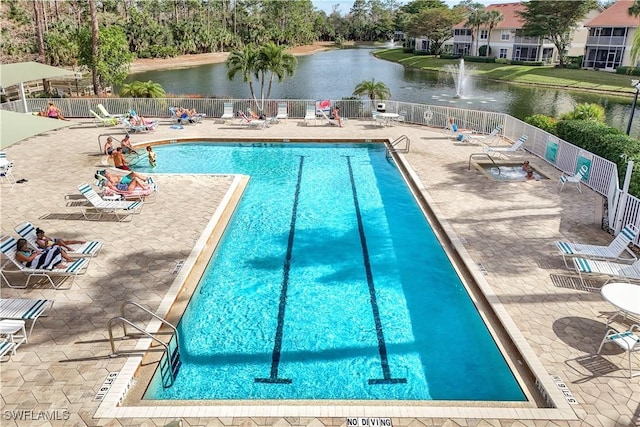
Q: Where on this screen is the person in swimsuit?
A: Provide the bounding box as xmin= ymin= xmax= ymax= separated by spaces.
xmin=15 ymin=238 xmax=72 ymax=270
xmin=146 ymin=146 xmax=157 ymax=167
xmin=42 ymin=102 xmax=69 ymax=120
xmin=120 ymin=134 xmax=138 ymax=155
xmin=112 ymin=147 xmax=130 ymax=170
xmin=35 ymin=228 xmax=85 ymax=252
xmin=104 ymin=137 xmax=114 ymax=157
xmin=332 ymin=106 xmax=343 ymax=127
xmin=96 ymin=169 xmax=150 ymax=192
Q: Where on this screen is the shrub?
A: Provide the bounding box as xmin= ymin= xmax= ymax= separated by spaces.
xmin=525 ymin=114 xmax=558 ymax=134
xmin=463 ymin=55 xmax=495 ymax=63
xmin=561 ymin=103 xmax=606 ymax=122
xmin=509 ymin=60 xmax=544 ymax=66
xmin=494 ymin=58 xmax=509 ymax=64
xmin=565 ymin=55 xmax=583 ymax=69
xmin=616 ymin=66 xmax=640 ymax=76
xmin=440 ymin=54 xmax=461 ymax=59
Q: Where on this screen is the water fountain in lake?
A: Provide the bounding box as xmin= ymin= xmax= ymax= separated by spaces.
xmin=432 ymin=59 xmax=497 ymax=105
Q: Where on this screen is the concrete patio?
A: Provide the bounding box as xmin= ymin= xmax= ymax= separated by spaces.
xmin=0 ymin=117 xmax=637 ymax=426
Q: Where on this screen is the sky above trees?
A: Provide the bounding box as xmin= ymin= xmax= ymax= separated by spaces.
xmin=311 ymin=0 xmax=515 ymax=15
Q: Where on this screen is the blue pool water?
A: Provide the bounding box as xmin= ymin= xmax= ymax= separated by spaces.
xmin=141 ymin=142 xmax=525 ymax=401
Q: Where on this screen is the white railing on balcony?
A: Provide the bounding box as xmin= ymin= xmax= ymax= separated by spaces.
xmin=2 ymin=96 xmax=636 ymax=242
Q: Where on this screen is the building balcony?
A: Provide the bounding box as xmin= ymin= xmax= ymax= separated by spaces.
xmin=586 ymin=35 xmax=627 ymax=46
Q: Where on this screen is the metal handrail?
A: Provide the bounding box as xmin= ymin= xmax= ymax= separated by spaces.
xmin=468 ymin=153 xmax=501 ymax=175
xmin=119 ymin=301 xmax=179 ymax=342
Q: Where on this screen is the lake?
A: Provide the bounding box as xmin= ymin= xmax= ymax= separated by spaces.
xmin=126 ymin=46 xmax=637 ymax=137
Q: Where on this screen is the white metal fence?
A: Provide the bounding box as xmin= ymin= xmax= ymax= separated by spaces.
xmin=3 ymin=96 xmax=638 ymax=242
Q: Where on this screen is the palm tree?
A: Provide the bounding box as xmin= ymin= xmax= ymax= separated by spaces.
xmin=628 ymin=2 xmax=640 ymax=66
xmin=226 ymin=45 xmax=259 ymax=104
xmin=352 ymin=79 xmax=391 ymax=105
xmin=484 ymin=10 xmax=504 ymax=58
xmin=465 ymin=8 xmax=488 ymax=56
xmin=256 ymin=42 xmax=297 ymax=109
xmin=120 ymin=80 xmax=166 ymax=98
xmin=89 ymin=0 xmax=100 ymax=95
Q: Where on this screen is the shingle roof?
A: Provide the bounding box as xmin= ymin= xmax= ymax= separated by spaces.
xmin=585 ymin=0 xmax=640 ymax=28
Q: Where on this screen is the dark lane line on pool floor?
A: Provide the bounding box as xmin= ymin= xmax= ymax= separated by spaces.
xmin=344 ymin=156 xmax=407 ymax=385
xmin=255 ymin=156 xmax=305 ymax=384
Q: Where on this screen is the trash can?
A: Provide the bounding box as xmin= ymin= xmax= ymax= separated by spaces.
xmin=376 ymin=103 xmax=386 ymax=113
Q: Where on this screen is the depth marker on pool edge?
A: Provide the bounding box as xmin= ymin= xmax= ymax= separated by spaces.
xmin=255 ymin=156 xmax=305 ymax=384
xmin=345 ymin=156 xmax=406 ymax=385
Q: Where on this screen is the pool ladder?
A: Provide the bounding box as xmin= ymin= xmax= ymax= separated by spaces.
xmin=107 ymin=301 xmax=181 ymax=388
xmin=386 ymin=135 xmax=410 ymax=159
xmin=468 ymin=153 xmax=501 ymax=175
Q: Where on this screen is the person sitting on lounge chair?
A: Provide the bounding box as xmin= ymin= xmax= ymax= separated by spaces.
xmin=15 ymin=238 xmax=73 ymax=270
xmin=332 ymin=106 xmax=343 ymax=127
xmin=96 ymin=169 xmax=150 ymax=192
xmin=35 ymin=228 xmax=86 ymax=252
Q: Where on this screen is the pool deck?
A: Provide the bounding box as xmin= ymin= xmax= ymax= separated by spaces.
xmin=0 ymin=117 xmax=637 ymax=426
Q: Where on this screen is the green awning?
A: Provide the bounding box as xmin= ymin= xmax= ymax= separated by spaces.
xmin=0 ymin=110 xmax=78 ymax=149
xmin=0 ymin=62 xmax=76 ymax=88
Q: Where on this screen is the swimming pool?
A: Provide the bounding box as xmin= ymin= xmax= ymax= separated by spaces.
xmin=138 ymin=142 xmax=525 ymax=401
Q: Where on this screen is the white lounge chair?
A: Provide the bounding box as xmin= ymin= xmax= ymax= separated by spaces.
xmin=237 ymin=111 xmax=268 ymax=128
xmin=0 ymin=339 xmax=16 ymax=360
xmin=220 ymin=103 xmax=234 ymax=122
xmin=0 ymin=298 xmax=53 ymax=338
xmin=14 ymin=221 xmax=103 ymax=258
xmin=558 ymin=165 xmax=589 ymax=193
xmin=90 ymin=110 xmax=117 ymax=127
xmin=555 ymin=225 xmax=638 ymax=268
xmin=573 ymin=257 xmax=640 ymax=289
xmin=483 ymin=135 xmax=528 ymax=158
xmin=95 ymin=173 xmax=158 ymax=203
xmin=275 ymin=103 xmax=288 ymax=121
xmin=303 ymin=105 xmax=316 ymax=126
xmin=77 ymin=183 xmax=144 ymax=221
xmin=96 ymin=104 xmax=126 ymax=120
xmin=0 ymin=161 xmax=15 ymax=187
xmin=0 ymin=235 xmax=90 ymax=289
xmin=467 ymin=125 xmax=503 ymax=144
xmin=598 ymin=324 xmax=640 ymax=378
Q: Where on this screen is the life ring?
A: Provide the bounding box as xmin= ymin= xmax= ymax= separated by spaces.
xmin=423 ymin=110 xmax=433 ymax=122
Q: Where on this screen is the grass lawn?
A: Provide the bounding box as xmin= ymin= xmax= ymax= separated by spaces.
xmin=374 ymin=49 xmax=636 ymax=95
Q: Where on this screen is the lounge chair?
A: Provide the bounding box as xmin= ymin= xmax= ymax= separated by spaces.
xmin=573 ymin=257 xmax=640 ymax=290
xmin=555 ymin=224 xmax=638 ymax=268
xmin=14 ymin=221 xmax=103 ymax=258
xmin=0 ymin=298 xmax=53 ymax=338
xmin=598 ymin=324 xmax=640 ymax=378
xmin=90 ymin=110 xmax=117 ymax=127
xmin=170 ymin=107 xmax=204 ymax=125
xmin=483 ymin=135 xmax=528 ymax=158
xmin=303 ymin=104 xmax=316 ymax=126
xmin=95 ymin=173 xmax=158 ymax=203
xmin=558 ymin=165 xmax=589 ymax=193
xmin=96 ymin=104 xmax=126 ymax=120
xmin=220 ymin=102 xmax=234 ymax=122
xmin=76 ymin=183 xmax=144 ymax=221
xmin=236 ymin=111 xmax=268 ymax=128
xmin=0 ymin=339 xmax=16 ymax=360
xmin=120 ymin=116 xmax=158 ymax=133
xmin=0 ymin=235 xmax=90 ymax=289
xmin=276 ymin=103 xmax=288 ymax=121
xmin=466 ymin=125 xmax=503 ymax=144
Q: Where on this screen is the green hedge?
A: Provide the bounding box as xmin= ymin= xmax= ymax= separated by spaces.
xmin=509 ymin=60 xmax=544 ymax=66
xmin=525 ymin=114 xmax=558 ymax=134
xmin=440 ymin=54 xmax=461 ymax=59
xmin=616 ymin=66 xmax=640 ymax=76
xmin=555 ymin=120 xmax=640 ymax=196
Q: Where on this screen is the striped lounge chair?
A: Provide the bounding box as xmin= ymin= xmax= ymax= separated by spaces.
xmin=77 ymin=183 xmax=143 ymax=221
xmin=0 ymin=236 xmax=89 ymax=289
xmin=0 ymin=298 xmax=53 ymax=338
xmin=573 ymin=257 xmax=640 ymax=290
xmin=556 ymin=224 xmax=638 ymax=268
xmin=14 ymin=221 xmax=103 ymax=257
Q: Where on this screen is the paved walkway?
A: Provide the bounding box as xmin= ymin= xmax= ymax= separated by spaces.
xmin=0 ymin=117 xmax=637 ymax=426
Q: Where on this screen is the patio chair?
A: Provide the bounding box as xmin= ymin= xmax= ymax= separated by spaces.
xmin=303 ymin=104 xmax=316 ymax=126
xmin=276 ymin=103 xmax=288 ymax=121
xmin=90 ymin=109 xmax=117 ymax=127
xmin=597 ymin=324 xmax=640 ymax=378
xmin=0 ymin=339 xmax=16 ymax=361
xmin=0 ymin=235 xmax=90 ymax=290
xmin=555 ymin=224 xmax=638 ymax=268
xmin=76 ymin=183 xmax=144 ymax=221
xmin=120 ymin=117 xmax=158 ymax=133
xmin=14 ymin=221 xmax=103 ymax=258
xmin=572 ymin=257 xmax=640 ymax=290
xmin=170 ymin=107 xmax=203 ymax=125
xmin=466 ymin=125 xmax=503 ymax=144
xmin=237 ymin=111 xmax=268 ymax=128
xmin=558 ymin=165 xmax=589 ymax=193
xmin=0 ymin=298 xmax=53 ymax=338
xmin=96 ymin=104 xmax=126 ymax=120
xmin=483 ymin=135 xmax=528 ymax=158
xmin=221 ymin=103 xmax=234 ymax=122
xmin=0 ymin=161 xmax=15 ymax=187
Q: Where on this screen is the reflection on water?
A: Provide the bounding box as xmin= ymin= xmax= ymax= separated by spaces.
xmin=126 ymin=46 xmax=638 ymax=137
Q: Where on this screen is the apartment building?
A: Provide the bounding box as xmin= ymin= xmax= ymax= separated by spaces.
xmin=582 ymin=0 xmax=640 ymax=70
